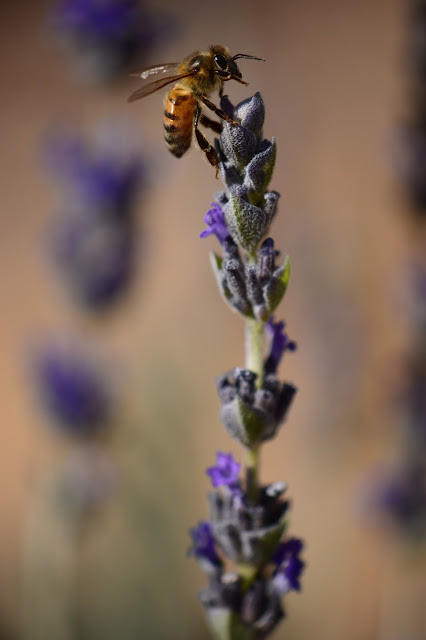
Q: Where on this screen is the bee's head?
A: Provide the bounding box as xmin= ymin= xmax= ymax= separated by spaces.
xmin=210 ymin=45 xmax=264 ymax=85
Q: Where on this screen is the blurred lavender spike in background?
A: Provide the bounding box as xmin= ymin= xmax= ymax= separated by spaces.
xmin=62 ymin=444 xmax=119 ymax=509
xmin=362 ymin=262 xmax=426 ymax=544
xmin=365 ymin=0 xmax=426 ymax=543
xmin=34 ymin=340 xmax=112 ymax=435
xmin=52 ymin=213 xmax=135 ymax=308
xmin=369 ymin=264 xmax=426 ymax=540
xmin=49 ymin=0 xmax=174 ymax=84
xmin=44 ymin=124 xmax=145 ymax=309
xmin=393 ymin=117 xmax=426 ymax=214
xmin=392 ymin=0 xmax=426 ymax=217
xmin=374 ymin=464 xmax=426 ymax=539
xmin=45 ymin=127 xmax=144 ymax=215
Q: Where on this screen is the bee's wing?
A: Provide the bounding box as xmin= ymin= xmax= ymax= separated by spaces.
xmin=129 ymin=63 xmax=179 ymax=80
xmin=127 ymin=70 xmax=198 ymax=103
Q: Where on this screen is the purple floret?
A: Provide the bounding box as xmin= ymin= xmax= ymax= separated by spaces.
xmin=206 ymin=452 xmax=241 ymax=489
xmin=200 ymin=203 xmax=230 ymax=245
xmin=272 ymin=537 xmax=305 ymax=594
xmin=265 ymin=317 xmax=296 ymax=373
xmin=189 ymin=521 xmax=222 ymax=568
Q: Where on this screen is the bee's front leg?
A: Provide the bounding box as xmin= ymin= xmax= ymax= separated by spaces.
xmin=200 ymin=96 xmax=239 ymax=127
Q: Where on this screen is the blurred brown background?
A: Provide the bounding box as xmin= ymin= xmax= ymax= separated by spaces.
xmin=1 ymin=0 xmax=425 ymax=639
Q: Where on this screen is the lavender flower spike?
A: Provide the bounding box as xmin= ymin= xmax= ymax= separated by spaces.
xmin=190 ymin=90 xmax=305 ymax=640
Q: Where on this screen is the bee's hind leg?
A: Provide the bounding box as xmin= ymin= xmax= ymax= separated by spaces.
xmin=194 ymin=106 xmax=220 ymax=177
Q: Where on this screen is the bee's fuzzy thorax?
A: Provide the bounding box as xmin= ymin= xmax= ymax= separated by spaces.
xmin=178 ymin=51 xmax=221 ymax=96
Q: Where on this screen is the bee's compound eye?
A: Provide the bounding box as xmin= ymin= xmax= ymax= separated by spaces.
xmin=214 ymin=53 xmax=228 ymax=71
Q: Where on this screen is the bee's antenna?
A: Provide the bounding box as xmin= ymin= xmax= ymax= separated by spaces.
xmin=232 ymin=54 xmax=265 ymax=62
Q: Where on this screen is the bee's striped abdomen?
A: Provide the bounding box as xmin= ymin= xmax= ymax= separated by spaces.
xmin=163 ymin=88 xmax=197 ymax=158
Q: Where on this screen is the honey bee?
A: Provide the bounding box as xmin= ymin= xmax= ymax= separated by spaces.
xmin=128 ymin=45 xmax=263 ymax=174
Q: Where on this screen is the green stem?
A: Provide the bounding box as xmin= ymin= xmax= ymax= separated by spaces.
xmin=244 ymin=310 xmax=264 ymax=504
xmin=245 ymin=445 xmax=260 ymax=504
xmin=244 ymin=318 xmax=264 ymax=386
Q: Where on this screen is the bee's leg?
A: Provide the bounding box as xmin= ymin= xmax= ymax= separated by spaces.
xmin=200 ymin=96 xmax=239 ymax=127
xmin=199 ymin=113 xmax=222 ymax=134
xmin=194 ymin=105 xmax=220 ymax=177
